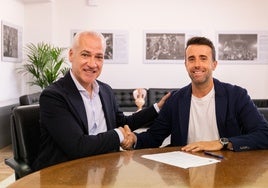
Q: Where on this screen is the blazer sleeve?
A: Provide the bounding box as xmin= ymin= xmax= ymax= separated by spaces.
xmin=40 ymin=87 xmax=121 ymax=160
xmin=218 ymin=85 xmax=268 ymax=151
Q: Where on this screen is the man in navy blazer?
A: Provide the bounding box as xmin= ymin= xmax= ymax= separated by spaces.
xmin=32 ymin=31 xmax=169 ymax=171
xmin=126 ymin=36 xmax=268 ymax=152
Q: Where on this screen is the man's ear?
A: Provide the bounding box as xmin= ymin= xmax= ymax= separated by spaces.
xmin=212 ymin=60 xmax=218 ymax=70
xmin=68 ymin=49 xmax=74 ymax=62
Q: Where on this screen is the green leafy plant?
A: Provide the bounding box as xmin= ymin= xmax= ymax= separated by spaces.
xmin=19 ymin=42 xmax=69 ymax=89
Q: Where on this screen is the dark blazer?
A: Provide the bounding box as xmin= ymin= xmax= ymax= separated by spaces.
xmin=32 ymin=71 xmax=158 ymax=171
xmin=136 ymin=78 xmax=268 ymax=151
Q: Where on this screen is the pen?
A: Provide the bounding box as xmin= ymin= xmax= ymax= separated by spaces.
xmin=204 ymin=151 xmax=224 ymax=159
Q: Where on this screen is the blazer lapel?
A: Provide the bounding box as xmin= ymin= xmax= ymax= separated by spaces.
xmin=98 ymin=86 xmax=113 ymax=130
xmin=214 ymin=79 xmax=228 ymax=137
xmin=63 ymin=72 xmax=89 ymax=133
xmin=179 ymin=85 xmax=192 ymax=144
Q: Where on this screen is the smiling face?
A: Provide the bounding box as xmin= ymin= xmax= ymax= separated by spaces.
xmin=185 ymin=44 xmax=217 ymax=88
xmin=69 ymin=32 xmax=105 ymax=90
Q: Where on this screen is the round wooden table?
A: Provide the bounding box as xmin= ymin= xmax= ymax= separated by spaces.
xmin=8 ymin=147 xmax=268 ymax=187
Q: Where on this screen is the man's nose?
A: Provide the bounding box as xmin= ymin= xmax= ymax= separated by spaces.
xmin=193 ymin=59 xmax=201 ymax=67
xmin=87 ymin=57 xmax=97 ymax=67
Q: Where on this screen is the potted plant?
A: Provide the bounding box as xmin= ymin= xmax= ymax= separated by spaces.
xmin=19 ymin=42 xmax=69 ymax=89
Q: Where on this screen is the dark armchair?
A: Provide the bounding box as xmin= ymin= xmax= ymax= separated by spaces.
xmin=19 ymin=92 xmax=41 ymax=106
xmin=5 ymin=104 xmax=40 ymax=180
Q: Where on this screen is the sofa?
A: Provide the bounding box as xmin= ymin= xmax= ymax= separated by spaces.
xmin=17 ymin=89 xmax=268 ymax=120
xmin=113 ymin=89 xmax=268 ymax=122
xmin=114 ymin=88 xmax=178 ymax=112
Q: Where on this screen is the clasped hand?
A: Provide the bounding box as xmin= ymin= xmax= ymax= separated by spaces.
xmin=118 ymin=92 xmax=171 ymax=150
xmin=118 ymin=125 xmax=137 ymax=150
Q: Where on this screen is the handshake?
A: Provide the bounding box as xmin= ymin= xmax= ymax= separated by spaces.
xmin=118 ymin=125 xmax=137 ymax=150
xmin=117 ymin=92 xmax=171 ymax=150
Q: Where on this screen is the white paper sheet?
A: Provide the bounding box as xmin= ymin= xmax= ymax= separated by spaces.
xmin=142 ymin=151 xmax=220 ymax=169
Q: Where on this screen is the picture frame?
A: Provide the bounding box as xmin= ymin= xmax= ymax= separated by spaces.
xmin=143 ymin=30 xmax=201 ymax=64
xmin=101 ymin=32 xmax=114 ymax=61
xmin=144 ymin=31 xmax=185 ymax=64
xmin=1 ymin=21 xmax=22 ymax=62
xmin=70 ymin=29 xmax=80 ymax=44
xmin=216 ymin=31 xmax=268 ymax=64
xmin=70 ymin=29 xmax=129 ymax=64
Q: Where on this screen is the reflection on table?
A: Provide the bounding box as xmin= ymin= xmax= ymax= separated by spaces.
xmin=8 ymin=147 xmax=268 ymax=187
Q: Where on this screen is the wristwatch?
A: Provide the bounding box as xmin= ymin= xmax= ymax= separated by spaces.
xmin=219 ymin=137 xmax=229 ymax=149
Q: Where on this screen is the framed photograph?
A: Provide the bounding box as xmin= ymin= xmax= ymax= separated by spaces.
xmin=102 ymin=32 xmax=113 ymax=60
xmin=216 ymin=31 xmax=268 ymax=64
xmin=1 ymin=21 xmax=22 ymax=62
xmin=70 ymin=29 xmax=80 ymax=44
xmin=143 ymin=31 xmax=201 ymax=64
xmin=70 ymin=30 xmax=129 ymax=64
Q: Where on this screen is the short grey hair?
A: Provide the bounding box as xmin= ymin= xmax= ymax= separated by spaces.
xmin=71 ymin=31 xmax=106 ymax=52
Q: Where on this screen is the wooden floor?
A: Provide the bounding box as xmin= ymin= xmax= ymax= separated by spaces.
xmin=0 ymin=145 xmax=14 ymax=182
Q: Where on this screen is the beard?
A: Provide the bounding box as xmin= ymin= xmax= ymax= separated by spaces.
xmin=188 ymin=71 xmax=212 ymax=86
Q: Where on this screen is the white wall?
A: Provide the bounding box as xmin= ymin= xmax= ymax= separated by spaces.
xmin=0 ymin=0 xmax=25 ymax=106
xmin=1 ymin=0 xmax=268 ymax=106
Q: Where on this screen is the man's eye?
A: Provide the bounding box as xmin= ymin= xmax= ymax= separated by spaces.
xmin=81 ymin=53 xmax=89 ymax=57
xmin=188 ymin=58 xmax=194 ymax=62
xmin=95 ymin=56 xmax=104 ymax=60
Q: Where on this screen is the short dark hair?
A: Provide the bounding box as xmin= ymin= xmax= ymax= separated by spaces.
xmin=186 ymin=37 xmax=216 ymax=61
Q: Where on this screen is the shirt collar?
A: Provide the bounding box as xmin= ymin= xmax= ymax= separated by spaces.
xmin=70 ymin=69 xmax=100 ymax=95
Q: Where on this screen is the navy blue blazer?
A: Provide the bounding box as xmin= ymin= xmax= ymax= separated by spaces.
xmin=136 ymin=78 xmax=268 ymax=151
xmin=32 ymin=71 xmax=158 ymax=171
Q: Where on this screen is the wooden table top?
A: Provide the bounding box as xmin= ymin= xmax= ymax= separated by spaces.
xmin=8 ymin=147 xmax=268 ymax=188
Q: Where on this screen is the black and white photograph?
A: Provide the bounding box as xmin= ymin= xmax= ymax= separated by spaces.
xmin=1 ymin=21 xmax=22 ymax=62
xmin=70 ymin=29 xmax=80 ymax=44
xmin=218 ymin=34 xmax=258 ymax=61
xmin=145 ymin=32 xmax=185 ymax=63
xmin=100 ymin=30 xmax=128 ymax=64
xmin=71 ymin=31 xmax=114 ymax=60
xmin=102 ymin=33 xmax=113 ymax=60
xmin=70 ymin=30 xmax=128 ymax=63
